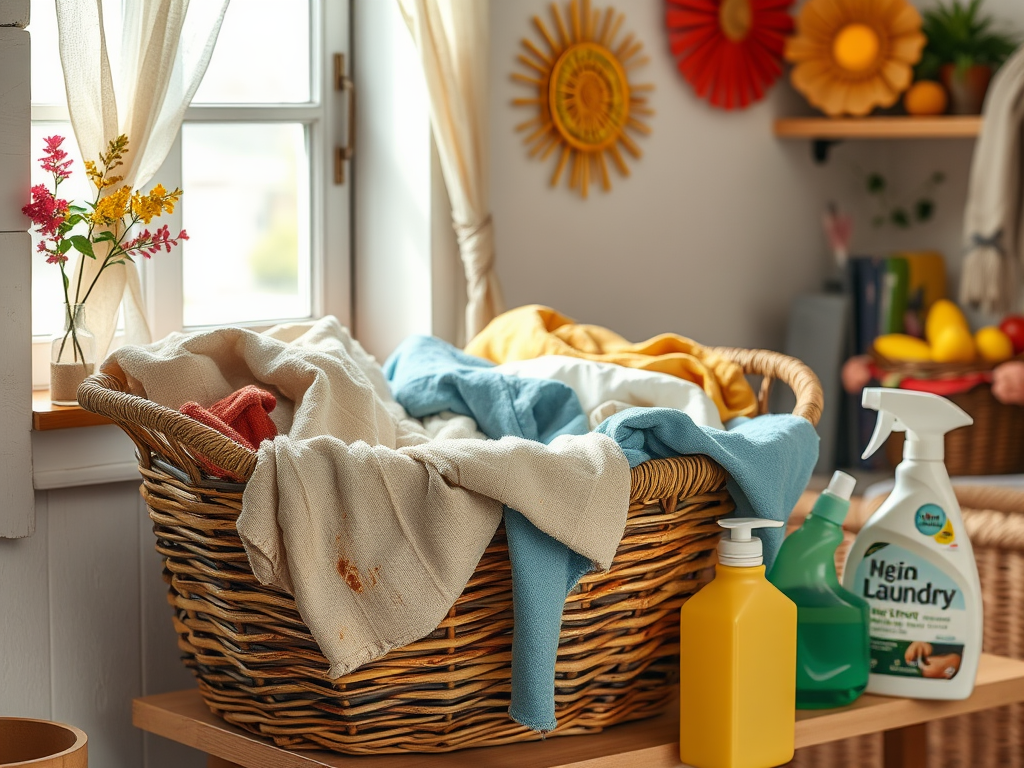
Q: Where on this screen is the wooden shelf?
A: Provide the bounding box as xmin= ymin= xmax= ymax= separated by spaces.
xmin=33 ymin=389 xmax=112 ymax=430
xmin=133 ymin=654 xmax=1024 ymax=768
xmin=774 ymin=115 xmax=983 ymax=140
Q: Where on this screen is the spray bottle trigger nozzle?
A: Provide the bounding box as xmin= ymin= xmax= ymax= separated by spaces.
xmin=862 ymin=410 xmax=900 ymax=461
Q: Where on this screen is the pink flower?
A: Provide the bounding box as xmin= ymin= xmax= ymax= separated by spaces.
xmin=36 ymin=239 xmax=68 ymax=266
xmin=22 ymin=184 xmax=68 ymax=237
xmin=122 ymin=225 xmax=189 ymax=258
xmin=39 ymin=135 xmax=72 ymax=181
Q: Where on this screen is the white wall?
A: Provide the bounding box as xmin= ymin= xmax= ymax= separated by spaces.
xmin=489 ymin=0 xmax=1024 ymax=352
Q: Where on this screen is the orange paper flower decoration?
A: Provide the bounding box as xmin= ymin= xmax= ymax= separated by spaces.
xmin=666 ymin=0 xmax=795 ymax=110
xmin=513 ymin=0 xmax=653 ymax=198
xmin=786 ymin=0 xmax=926 ymax=116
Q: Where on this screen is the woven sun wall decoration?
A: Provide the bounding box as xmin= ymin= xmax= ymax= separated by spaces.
xmin=786 ymin=0 xmax=925 ymax=116
xmin=665 ymin=0 xmax=794 ymax=110
xmin=513 ymin=0 xmax=653 ymax=199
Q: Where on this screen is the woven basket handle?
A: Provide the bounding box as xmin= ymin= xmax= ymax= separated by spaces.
xmin=78 ymin=367 xmax=258 ymax=483
xmin=710 ymin=346 xmax=823 ymax=427
xmin=78 ymin=346 xmax=822 ymax=484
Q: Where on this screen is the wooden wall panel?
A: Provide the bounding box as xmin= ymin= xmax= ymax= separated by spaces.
xmin=48 ymin=482 xmax=143 ymax=768
xmin=0 ymin=1 xmax=30 ymax=27
xmin=0 ymin=492 xmax=51 ymax=719
xmin=0 ymin=27 xmax=29 ymax=232
xmin=0 ymin=23 xmax=34 ymax=540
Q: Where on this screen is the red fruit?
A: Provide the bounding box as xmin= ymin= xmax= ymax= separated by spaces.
xmin=999 ymin=315 xmax=1024 ymax=355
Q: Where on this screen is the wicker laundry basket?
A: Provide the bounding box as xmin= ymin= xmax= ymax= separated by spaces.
xmin=78 ymin=347 xmax=822 ymax=755
xmin=873 ymin=353 xmax=1024 ymax=476
xmin=788 ymin=484 xmax=1024 ymax=768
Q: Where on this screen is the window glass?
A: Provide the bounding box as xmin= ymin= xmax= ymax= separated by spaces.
xmin=28 ymin=1 xmax=65 ymax=106
xmin=29 ymin=0 xmax=123 ymax=106
xmin=192 ymin=0 xmax=312 ymax=104
xmin=181 ymin=122 xmax=311 ymax=326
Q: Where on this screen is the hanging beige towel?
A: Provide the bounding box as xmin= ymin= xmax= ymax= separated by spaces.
xmin=105 ymin=318 xmax=630 ymax=678
xmin=961 ymin=45 xmax=1024 ymax=313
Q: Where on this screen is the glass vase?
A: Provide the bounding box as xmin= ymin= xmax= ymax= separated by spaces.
xmin=50 ymin=303 xmax=96 ymax=406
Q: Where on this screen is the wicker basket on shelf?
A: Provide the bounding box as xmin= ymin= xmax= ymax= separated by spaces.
xmin=78 ymin=347 xmax=822 ymax=755
xmin=872 ymin=352 xmax=1024 ymax=476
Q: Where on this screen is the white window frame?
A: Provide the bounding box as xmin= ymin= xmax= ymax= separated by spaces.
xmin=30 ymin=0 xmax=351 ymax=387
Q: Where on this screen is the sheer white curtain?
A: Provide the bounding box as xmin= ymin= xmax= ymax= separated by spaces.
xmin=56 ymin=0 xmax=230 ymax=357
xmin=398 ymin=0 xmax=504 ymax=341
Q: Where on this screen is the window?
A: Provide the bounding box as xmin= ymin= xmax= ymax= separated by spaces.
xmin=28 ymin=0 xmax=350 ymax=386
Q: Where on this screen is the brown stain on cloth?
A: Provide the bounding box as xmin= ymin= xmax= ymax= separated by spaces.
xmin=337 ymin=558 xmax=364 ymax=593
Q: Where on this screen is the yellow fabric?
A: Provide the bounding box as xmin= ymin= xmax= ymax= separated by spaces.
xmin=466 ymin=305 xmax=759 ymax=422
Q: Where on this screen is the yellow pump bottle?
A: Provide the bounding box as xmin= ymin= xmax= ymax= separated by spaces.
xmin=679 ymin=519 xmax=797 ymax=768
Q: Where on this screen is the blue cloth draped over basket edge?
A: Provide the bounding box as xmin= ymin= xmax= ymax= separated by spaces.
xmin=384 ymin=335 xmax=819 ymax=732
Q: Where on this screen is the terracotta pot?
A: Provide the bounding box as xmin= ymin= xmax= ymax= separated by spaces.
xmin=0 ymin=718 xmax=87 ymax=767
xmin=939 ymin=63 xmax=993 ymax=115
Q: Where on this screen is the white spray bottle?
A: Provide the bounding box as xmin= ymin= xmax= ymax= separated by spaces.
xmin=842 ymin=388 xmax=983 ymax=700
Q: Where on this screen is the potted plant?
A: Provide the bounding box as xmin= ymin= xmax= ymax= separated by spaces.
xmin=917 ymin=0 xmax=1020 ymax=114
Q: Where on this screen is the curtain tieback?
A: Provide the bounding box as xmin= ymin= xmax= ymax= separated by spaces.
xmin=970 ymin=228 xmax=1006 ymax=253
xmin=454 ymin=215 xmax=495 ymax=286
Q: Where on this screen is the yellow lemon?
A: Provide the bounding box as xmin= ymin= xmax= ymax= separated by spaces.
xmin=975 ymin=326 xmax=1014 ymax=363
xmin=874 ymin=334 xmax=932 ymax=362
xmin=932 ymin=325 xmax=976 ymax=364
xmin=832 ymin=23 xmax=881 ymax=72
xmin=925 ymin=299 xmax=970 ymax=346
xmin=904 ymin=81 xmax=948 ymax=116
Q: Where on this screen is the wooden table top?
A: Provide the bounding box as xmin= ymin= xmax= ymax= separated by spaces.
xmin=134 ymin=654 xmax=1024 ymax=768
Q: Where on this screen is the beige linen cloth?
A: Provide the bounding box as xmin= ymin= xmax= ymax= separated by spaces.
xmin=960 ymin=45 xmax=1024 ymax=313
xmin=106 ymin=317 xmax=630 ymax=677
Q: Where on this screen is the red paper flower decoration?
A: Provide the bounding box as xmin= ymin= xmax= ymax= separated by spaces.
xmin=666 ymin=0 xmax=794 ymax=110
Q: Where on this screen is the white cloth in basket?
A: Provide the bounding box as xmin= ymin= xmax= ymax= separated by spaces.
xmin=106 ymin=317 xmax=630 ymax=677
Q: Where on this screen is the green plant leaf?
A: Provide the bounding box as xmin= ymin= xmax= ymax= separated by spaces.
xmin=915 ymin=199 xmax=935 ymax=221
xmin=69 ymin=235 xmax=95 ymax=258
xmin=62 ymin=270 xmax=69 ymax=291
xmin=92 ymin=230 xmax=116 ymax=243
xmin=921 ymin=0 xmax=1020 ymax=70
xmin=57 ymin=238 xmax=73 ymax=254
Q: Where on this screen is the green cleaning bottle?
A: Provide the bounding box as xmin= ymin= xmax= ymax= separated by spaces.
xmin=768 ymin=471 xmax=869 ymax=709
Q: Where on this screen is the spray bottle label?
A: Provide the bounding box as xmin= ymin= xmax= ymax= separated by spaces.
xmin=914 ymin=504 xmax=957 ymax=548
xmin=854 ymin=542 xmax=966 ymax=680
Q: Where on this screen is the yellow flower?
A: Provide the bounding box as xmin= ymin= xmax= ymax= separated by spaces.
xmin=129 ymin=184 xmax=181 ymax=224
xmin=131 ymin=189 xmax=163 ymax=224
xmin=785 ymin=0 xmax=926 ymax=117
xmin=160 ymin=186 xmax=182 ymax=216
xmin=91 ymin=185 xmax=131 ymax=225
xmin=84 ymin=160 xmax=102 ymax=188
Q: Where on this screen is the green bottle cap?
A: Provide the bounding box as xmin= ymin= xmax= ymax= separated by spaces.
xmin=810 ymin=471 xmax=855 ymax=527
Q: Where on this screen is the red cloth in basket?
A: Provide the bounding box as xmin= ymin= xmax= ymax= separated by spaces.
xmin=180 ymin=385 xmax=278 ymax=480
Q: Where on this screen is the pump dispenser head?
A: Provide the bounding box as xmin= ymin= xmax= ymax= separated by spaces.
xmin=861 ymin=388 xmax=973 ymax=462
xmin=718 ymin=518 xmax=785 ymax=567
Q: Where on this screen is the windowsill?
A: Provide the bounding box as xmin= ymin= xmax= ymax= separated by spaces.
xmin=33 ymin=389 xmax=113 ymax=430
xmin=31 ymin=389 xmax=138 ymax=490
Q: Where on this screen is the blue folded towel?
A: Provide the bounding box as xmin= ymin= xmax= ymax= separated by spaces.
xmin=595 ymin=410 xmax=819 ymax=569
xmin=385 ymin=336 xmax=590 ymax=732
